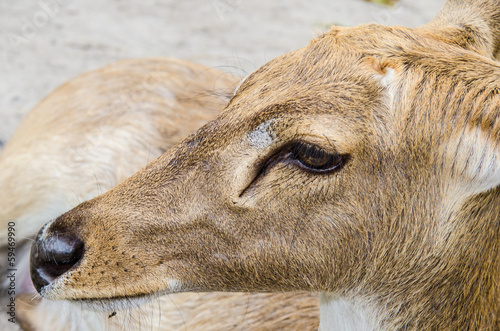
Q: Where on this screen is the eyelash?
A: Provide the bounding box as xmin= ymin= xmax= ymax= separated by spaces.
xmin=257 ymin=141 xmax=347 ymax=177
xmin=288 ymin=141 xmax=346 ymax=173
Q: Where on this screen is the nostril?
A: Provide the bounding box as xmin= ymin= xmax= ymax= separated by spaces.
xmin=30 ymin=228 xmax=85 ymax=294
xmin=39 ymin=236 xmax=84 ymax=277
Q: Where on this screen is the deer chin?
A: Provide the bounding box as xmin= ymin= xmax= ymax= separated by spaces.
xmin=40 ymin=276 xmax=185 ymax=312
xmin=70 ymin=294 xmax=159 ymax=313
xmin=42 ymin=280 xmax=184 ymax=314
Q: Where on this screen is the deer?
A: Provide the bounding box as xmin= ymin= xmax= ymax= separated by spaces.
xmin=29 ymin=0 xmax=500 ymax=329
xmin=0 ymin=59 xmax=318 ymax=330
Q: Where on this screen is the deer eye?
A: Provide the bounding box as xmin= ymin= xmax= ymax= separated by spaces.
xmin=289 ymin=142 xmax=345 ymax=172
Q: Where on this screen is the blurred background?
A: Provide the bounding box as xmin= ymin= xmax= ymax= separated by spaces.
xmin=0 ymin=0 xmax=445 ymax=145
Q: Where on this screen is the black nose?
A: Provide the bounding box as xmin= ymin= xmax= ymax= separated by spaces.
xmin=30 ymin=224 xmax=85 ymax=294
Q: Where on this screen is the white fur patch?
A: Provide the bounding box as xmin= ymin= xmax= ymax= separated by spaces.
xmin=379 ymin=67 xmax=396 ymax=87
xmin=166 ymin=278 xmax=182 ymax=292
xmin=379 ymin=67 xmax=397 ymax=106
xmin=443 ymin=127 xmax=500 ymax=195
xmin=246 ymin=119 xmax=277 ymax=150
xmin=319 ymin=294 xmax=377 ymax=331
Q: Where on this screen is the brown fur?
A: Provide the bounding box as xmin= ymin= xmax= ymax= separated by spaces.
xmin=30 ymin=0 xmax=500 ymax=329
xmin=0 ymin=59 xmax=318 ymax=330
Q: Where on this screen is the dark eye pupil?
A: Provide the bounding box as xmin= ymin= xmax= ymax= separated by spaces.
xmin=291 ymin=142 xmax=342 ymax=171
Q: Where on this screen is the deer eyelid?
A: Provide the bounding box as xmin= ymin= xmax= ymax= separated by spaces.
xmin=239 ymin=141 xmax=348 ymax=198
xmin=287 ymin=141 xmax=347 ymax=173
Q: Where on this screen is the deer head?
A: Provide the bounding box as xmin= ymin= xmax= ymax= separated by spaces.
xmin=30 ymin=1 xmax=500 ymax=329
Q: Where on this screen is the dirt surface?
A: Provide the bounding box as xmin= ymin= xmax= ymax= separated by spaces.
xmin=0 ymin=0 xmax=445 ymax=146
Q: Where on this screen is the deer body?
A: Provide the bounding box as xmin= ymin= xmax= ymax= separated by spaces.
xmin=29 ymin=0 xmax=500 ymax=329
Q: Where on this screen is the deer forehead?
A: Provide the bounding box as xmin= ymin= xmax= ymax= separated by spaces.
xmin=230 ymin=24 xmax=497 ymax=164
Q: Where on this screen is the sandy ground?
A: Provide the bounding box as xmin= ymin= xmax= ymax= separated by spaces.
xmin=0 ymin=0 xmax=446 ymax=146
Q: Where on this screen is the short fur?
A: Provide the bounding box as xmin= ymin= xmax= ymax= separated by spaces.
xmin=0 ymin=59 xmax=318 ymax=330
xmin=30 ymin=0 xmax=500 ymax=329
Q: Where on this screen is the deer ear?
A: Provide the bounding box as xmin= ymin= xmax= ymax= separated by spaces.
xmin=443 ymin=128 xmax=500 ymax=197
xmin=424 ymin=0 xmax=500 ymax=60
